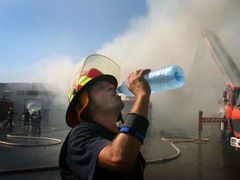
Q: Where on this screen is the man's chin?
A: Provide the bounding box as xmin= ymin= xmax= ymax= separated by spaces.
xmin=111 ymin=104 xmax=124 ymax=114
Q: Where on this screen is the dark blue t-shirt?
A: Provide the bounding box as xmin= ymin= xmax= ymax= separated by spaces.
xmin=59 ymin=120 xmax=145 ymax=180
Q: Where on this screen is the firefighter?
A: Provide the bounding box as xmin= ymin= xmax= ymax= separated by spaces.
xmin=37 ymin=110 xmax=42 ymax=136
xmin=23 ymin=108 xmax=30 ymax=131
xmin=31 ymin=110 xmax=41 ymax=136
xmin=59 ymin=67 xmax=151 ymax=180
xmin=5 ymin=107 xmax=15 ymax=129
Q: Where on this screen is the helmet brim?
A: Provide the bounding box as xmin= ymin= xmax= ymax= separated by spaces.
xmin=66 ymin=74 xmax=118 ymax=128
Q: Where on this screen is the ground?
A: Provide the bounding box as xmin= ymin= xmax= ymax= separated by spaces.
xmin=0 ymin=124 xmax=240 ymax=180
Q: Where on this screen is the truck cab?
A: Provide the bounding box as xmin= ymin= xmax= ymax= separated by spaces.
xmin=224 ymin=85 xmax=240 ymax=148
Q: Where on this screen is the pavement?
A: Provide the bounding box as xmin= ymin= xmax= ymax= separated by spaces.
xmin=0 ymin=124 xmax=240 ymax=180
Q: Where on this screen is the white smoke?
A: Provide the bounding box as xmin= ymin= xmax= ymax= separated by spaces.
xmin=28 ymin=54 xmax=80 ymax=106
xmin=98 ymin=0 xmax=240 ymax=75
xmin=22 ymin=0 xmax=240 ymax=133
xmin=97 ymin=0 xmax=240 ymax=133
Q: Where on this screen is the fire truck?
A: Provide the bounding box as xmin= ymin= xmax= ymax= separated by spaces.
xmin=223 ymin=83 xmax=240 ymax=148
xmin=199 ymin=30 xmax=240 ymax=149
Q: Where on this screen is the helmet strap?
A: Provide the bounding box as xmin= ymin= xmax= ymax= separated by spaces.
xmin=76 ymin=91 xmax=89 ymax=121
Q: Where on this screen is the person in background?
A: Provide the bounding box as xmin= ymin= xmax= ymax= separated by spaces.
xmin=23 ymin=108 xmax=30 ymax=131
xmin=31 ymin=110 xmax=41 ymax=136
xmin=36 ymin=110 xmax=42 ymax=136
xmin=59 ymin=67 xmax=151 ymax=180
xmin=6 ymin=107 xmax=15 ymax=129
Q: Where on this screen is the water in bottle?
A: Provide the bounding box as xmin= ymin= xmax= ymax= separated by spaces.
xmin=117 ymin=65 xmax=185 ymax=96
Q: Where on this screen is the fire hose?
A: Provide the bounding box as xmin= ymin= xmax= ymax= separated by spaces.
xmin=146 ymin=137 xmax=209 ymax=164
xmin=0 ymin=129 xmax=209 ymax=174
xmin=0 ymin=133 xmax=62 ymax=175
xmin=145 ymin=126 xmax=209 ymax=165
xmin=0 ymin=165 xmax=59 ymax=176
xmin=0 ymin=134 xmax=61 ymax=147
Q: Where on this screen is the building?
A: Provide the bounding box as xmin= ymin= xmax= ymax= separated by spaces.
xmin=0 ymin=83 xmax=52 ymax=125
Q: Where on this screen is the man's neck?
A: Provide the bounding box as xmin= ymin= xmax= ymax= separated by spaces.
xmin=92 ymin=111 xmax=119 ymax=133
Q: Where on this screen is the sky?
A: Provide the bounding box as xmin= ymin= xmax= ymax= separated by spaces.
xmin=0 ymin=0 xmax=147 ymax=82
xmin=1 ymin=0 xmax=239 ymax=85
xmin=1 ymin=0 xmax=240 ymax=131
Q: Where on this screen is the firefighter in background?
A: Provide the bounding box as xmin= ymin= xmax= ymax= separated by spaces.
xmin=38 ymin=110 xmax=42 ymax=135
xmin=5 ymin=107 xmax=15 ymax=129
xmin=23 ymin=109 xmax=30 ymax=131
xmin=31 ymin=110 xmax=41 ymax=136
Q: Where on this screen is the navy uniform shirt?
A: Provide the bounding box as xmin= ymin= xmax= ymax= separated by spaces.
xmin=59 ymin=120 xmax=145 ymax=180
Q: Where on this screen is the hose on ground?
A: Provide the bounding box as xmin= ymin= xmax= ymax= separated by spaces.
xmin=0 ymin=165 xmax=59 ymax=175
xmin=0 ymin=134 xmax=61 ymax=147
xmin=146 ymin=137 xmax=209 ymax=164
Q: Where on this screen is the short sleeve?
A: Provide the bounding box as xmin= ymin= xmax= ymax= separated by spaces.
xmin=67 ymin=123 xmax=111 ymax=180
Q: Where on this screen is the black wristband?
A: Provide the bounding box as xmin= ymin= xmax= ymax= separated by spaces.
xmin=120 ymin=126 xmax=145 ymax=143
xmin=123 ymin=113 xmax=149 ymax=139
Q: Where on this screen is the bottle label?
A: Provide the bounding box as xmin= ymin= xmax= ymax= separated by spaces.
xmin=148 ymin=69 xmax=162 ymax=79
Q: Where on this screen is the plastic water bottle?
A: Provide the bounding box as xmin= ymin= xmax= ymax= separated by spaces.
xmin=117 ymin=65 xmax=185 ymax=96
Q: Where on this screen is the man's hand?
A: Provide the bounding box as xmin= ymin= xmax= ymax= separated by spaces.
xmin=126 ymin=69 xmax=151 ymax=98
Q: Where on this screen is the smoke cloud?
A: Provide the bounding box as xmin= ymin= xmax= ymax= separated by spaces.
xmin=28 ymin=54 xmax=79 ymax=106
xmin=25 ymin=0 xmax=240 ymax=134
xmin=97 ymin=0 xmax=240 ymax=134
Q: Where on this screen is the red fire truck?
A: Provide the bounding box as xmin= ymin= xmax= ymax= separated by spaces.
xmin=222 ymin=83 xmax=240 ymax=148
xmin=199 ymin=30 xmax=240 ymax=149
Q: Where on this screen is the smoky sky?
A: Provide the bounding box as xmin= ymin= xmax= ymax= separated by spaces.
xmin=28 ymin=0 xmax=240 ymax=133
xmin=97 ymin=0 xmax=240 ymax=133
